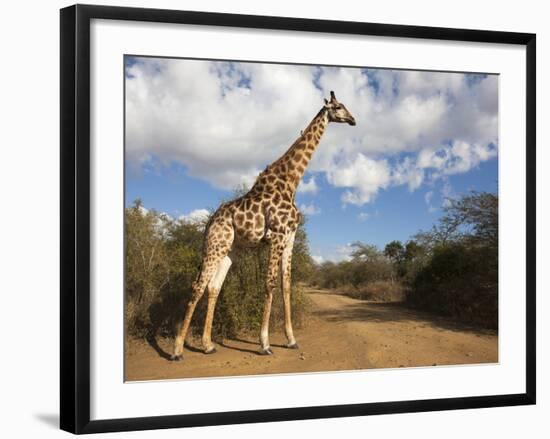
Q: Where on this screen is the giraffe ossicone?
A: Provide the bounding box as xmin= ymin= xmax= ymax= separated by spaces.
xmin=171 ymin=91 xmax=356 ymax=361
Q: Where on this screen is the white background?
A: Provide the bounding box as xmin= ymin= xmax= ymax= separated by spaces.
xmin=0 ymin=0 xmax=547 ymax=438
xmin=91 ymin=19 xmax=526 ymax=420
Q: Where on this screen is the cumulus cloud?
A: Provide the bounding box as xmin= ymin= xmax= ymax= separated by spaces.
xmin=297 ymin=176 xmax=319 ymax=194
xmin=335 ymin=243 xmax=354 ymax=261
xmin=178 ymin=208 xmax=210 ymax=224
xmin=423 ymin=180 xmax=455 ymax=213
xmin=391 ymin=156 xmax=424 ymax=192
xmin=137 ymin=205 xmax=149 ymax=215
xmin=126 ymin=58 xmax=321 ymax=189
xmin=134 ymin=204 xmax=173 ymax=234
xmin=126 ymin=58 xmax=498 ymax=206
xmin=312 ymin=243 xmax=355 ymax=263
xmin=311 ymin=255 xmax=324 ymax=265
xmin=440 ymin=180 xmax=455 ymax=208
xmin=326 ymin=153 xmax=391 ymax=205
xmin=299 ymin=202 xmax=321 ymax=216
xmin=416 ymin=141 xmax=498 ymax=178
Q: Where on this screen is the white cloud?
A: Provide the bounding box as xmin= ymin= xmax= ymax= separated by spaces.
xmin=358 ymin=212 xmax=370 ymax=221
xmin=326 ymin=153 xmax=391 ymax=205
xmin=126 ymin=59 xmax=498 ymax=205
xmin=424 ymin=190 xmax=437 ymax=213
xmin=297 ymin=176 xmax=319 ymax=194
xmin=391 ymin=156 xmax=425 ymax=192
xmin=441 ymin=180 xmax=454 ymax=208
xmin=335 ymin=243 xmax=354 ymax=261
xmin=424 ymin=180 xmax=455 ymax=213
xmin=311 ymin=255 xmax=324 ymax=265
xmin=299 ymin=203 xmax=321 ymax=216
xmin=179 ymin=208 xmax=210 ymax=224
xmin=137 ymin=205 xmax=149 ymax=215
xmin=134 ymin=204 xmax=173 ymax=235
xmin=126 ymin=59 xmax=321 ymax=190
xmin=417 ymin=141 xmax=498 ymax=178
xmin=424 ymin=191 xmax=434 ymax=205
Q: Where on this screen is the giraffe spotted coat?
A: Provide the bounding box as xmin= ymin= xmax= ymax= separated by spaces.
xmin=172 ymin=91 xmax=356 ymax=359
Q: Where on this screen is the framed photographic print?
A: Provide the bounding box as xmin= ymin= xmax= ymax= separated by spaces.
xmin=60 ymin=4 xmax=536 ymax=434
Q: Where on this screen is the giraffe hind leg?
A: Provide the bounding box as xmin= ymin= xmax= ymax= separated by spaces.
xmin=202 ymin=255 xmax=232 ymax=354
xmin=172 ymin=218 xmax=233 ymax=360
xmin=171 ymin=261 xmax=215 ymax=361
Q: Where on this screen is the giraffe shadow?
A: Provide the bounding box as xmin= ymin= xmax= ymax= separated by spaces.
xmin=218 ymin=339 xmax=260 ymax=355
xmin=313 ymin=301 xmax=497 ymax=335
xmin=226 ymin=337 xmax=288 ymax=352
xmin=183 ymin=342 xmax=205 ymax=353
xmin=145 ymin=335 xmax=173 ymax=361
xmin=146 ymin=334 xmax=213 ymax=359
xmin=146 ymin=335 xmax=290 ymax=359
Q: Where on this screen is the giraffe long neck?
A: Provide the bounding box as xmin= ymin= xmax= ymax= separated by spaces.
xmin=271 ymin=107 xmax=329 ymax=193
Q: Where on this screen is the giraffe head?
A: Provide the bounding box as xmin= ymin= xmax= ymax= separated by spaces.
xmin=324 ymin=91 xmax=356 ymax=126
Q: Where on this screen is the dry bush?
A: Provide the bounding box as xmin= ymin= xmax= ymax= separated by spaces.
xmin=125 ymin=200 xmax=313 ymax=341
xmin=407 ymin=243 xmax=498 ymax=329
xmin=342 ymin=280 xmax=405 ymax=302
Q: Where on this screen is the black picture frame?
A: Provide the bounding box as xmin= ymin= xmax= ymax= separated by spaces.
xmin=60 ymin=4 xmax=536 ymax=434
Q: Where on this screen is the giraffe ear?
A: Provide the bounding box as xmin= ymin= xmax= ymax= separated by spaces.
xmin=324 ymin=98 xmax=329 ymax=105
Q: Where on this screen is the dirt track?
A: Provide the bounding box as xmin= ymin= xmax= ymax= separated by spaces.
xmin=125 ymin=288 xmax=498 ymax=381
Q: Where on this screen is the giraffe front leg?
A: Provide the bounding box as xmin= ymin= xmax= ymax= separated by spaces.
xmin=280 ymin=229 xmax=298 ymax=349
xmin=259 ymin=234 xmax=286 ymax=355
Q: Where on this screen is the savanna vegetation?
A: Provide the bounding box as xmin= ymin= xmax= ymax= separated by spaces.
xmin=313 ymin=191 xmax=498 ymax=329
xmin=125 ymin=190 xmax=498 ymax=347
xmin=125 ymin=198 xmax=314 ymax=342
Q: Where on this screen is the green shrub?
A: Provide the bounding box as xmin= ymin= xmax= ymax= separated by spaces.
xmin=125 ymin=199 xmax=312 ymax=341
xmin=124 ymin=201 xmax=171 ymax=337
xmin=312 ymin=191 xmax=498 ymax=329
xmin=407 ymin=242 xmax=498 ymax=328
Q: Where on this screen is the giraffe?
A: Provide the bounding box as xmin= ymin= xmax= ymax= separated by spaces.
xmin=172 ymin=91 xmax=356 ymax=360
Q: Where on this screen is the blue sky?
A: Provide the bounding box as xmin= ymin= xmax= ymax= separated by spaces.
xmin=125 ymin=57 xmax=498 ymax=262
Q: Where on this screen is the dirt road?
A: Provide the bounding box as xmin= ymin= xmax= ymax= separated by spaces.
xmin=125 ymin=289 xmax=498 ymax=381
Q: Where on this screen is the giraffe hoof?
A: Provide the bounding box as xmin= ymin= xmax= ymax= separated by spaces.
xmin=170 ymin=354 xmax=183 ymax=362
xmin=259 ymin=347 xmax=273 ymax=356
xmin=204 ymin=347 xmax=217 ymax=355
xmin=287 ymin=343 xmax=299 ymax=349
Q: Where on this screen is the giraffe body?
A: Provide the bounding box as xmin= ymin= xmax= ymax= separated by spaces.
xmin=172 ymin=91 xmax=356 ymax=359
